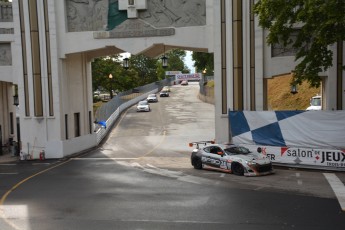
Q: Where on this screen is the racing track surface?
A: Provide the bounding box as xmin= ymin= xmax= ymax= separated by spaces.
xmin=103 ymin=82 xmax=345 ymax=200
xmin=1 ymin=82 xmax=345 ymax=230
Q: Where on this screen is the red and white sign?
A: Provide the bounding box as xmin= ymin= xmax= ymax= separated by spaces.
xmin=244 ymin=145 xmax=345 ymax=169
xmin=175 ymin=73 xmax=201 ymax=81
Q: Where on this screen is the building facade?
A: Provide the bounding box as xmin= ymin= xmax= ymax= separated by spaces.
xmin=0 ymin=0 xmax=343 ymax=159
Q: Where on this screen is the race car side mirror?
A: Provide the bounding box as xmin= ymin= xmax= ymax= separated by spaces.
xmin=257 ymin=147 xmax=262 ymax=153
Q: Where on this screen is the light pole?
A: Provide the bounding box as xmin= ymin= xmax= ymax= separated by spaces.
xmin=290 ymin=84 xmax=298 ymax=94
xmin=123 ymin=57 xmax=129 ymax=70
xmin=109 ymin=74 xmax=114 ymax=99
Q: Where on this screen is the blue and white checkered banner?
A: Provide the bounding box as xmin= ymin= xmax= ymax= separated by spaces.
xmin=229 ymin=110 xmax=345 ymax=149
xmin=229 ymin=111 xmax=345 ymax=169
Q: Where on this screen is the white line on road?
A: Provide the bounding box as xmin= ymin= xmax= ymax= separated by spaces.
xmin=72 ymin=158 xmax=138 ymax=160
xmin=323 ymin=173 xmax=345 ymax=211
xmin=220 ymin=173 xmax=225 ymax=178
xmin=32 ymin=163 xmax=51 ymax=166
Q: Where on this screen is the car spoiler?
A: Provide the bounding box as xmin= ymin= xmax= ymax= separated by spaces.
xmin=189 ymin=140 xmax=215 ymax=149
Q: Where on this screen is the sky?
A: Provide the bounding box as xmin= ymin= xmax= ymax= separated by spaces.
xmin=120 ymin=51 xmax=195 ymax=73
xmin=185 ymin=51 xmax=195 ymax=73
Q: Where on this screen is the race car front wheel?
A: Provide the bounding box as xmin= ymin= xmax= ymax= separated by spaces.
xmin=232 ymin=163 xmax=244 ymax=176
xmin=192 ymin=157 xmax=203 ymax=169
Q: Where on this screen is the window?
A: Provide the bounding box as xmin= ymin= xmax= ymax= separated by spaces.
xmin=65 ymin=114 xmax=68 ymax=139
xmin=74 ymin=113 xmax=80 ymax=137
xmin=210 ymin=147 xmax=223 ymax=155
xmin=9 ymin=112 xmax=14 ymax=134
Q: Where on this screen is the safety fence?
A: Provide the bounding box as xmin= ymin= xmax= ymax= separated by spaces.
xmin=199 ymin=76 xmax=215 ymax=104
xmin=95 ymin=78 xmax=173 ymax=144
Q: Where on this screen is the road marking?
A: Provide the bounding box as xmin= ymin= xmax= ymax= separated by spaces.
xmin=220 ymin=173 xmax=225 ymax=178
xmin=0 ymin=159 xmax=73 ymax=230
xmin=116 ymin=219 xmax=224 ymax=224
xmin=295 ymin=173 xmax=303 ymax=185
xmin=323 ymin=173 xmax=345 ymax=211
xmin=0 ymin=159 xmax=72 ymax=205
xmin=72 ymin=157 xmax=138 ymax=160
xmin=32 ymin=163 xmax=51 ymax=166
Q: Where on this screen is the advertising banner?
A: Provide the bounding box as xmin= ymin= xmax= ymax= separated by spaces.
xmin=244 ymin=145 xmax=345 ymax=169
xmin=175 ymin=73 xmax=201 ymax=81
xmin=165 ymin=71 xmax=181 ymax=75
xmin=229 ymin=110 xmax=345 ymax=170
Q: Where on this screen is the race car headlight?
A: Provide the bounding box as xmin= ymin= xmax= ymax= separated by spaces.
xmin=246 ymin=161 xmax=256 ymax=165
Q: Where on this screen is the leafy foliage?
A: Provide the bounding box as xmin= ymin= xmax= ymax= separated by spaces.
xmin=192 ymin=52 xmax=214 ymax=75
xmin=166 ymin=49 xmax=189 ymax=73
xmin=91 ymin=49 xmax=189 ymax=95
xmin=129 ymin=54 xmax=159 ymax=85
xmin=254 ymin=0 xmax=345 ymax=87
xmin=91 ymin=55 xmax=122 ymax=95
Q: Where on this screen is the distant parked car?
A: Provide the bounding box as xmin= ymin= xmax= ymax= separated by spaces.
xmin=136 ymin=100 xmax=150 ymax=112
xmin=306 ymin=95 xmax=322 ymax=111
xmin=162 ymin=86 xmax=171 ymax=92
xmin=132 ymin=88 xmax=140 ymax=93
xmin=181 ymin=80 xmax=188 ymax=85
xmin=160 ymin=90 xmax=169 ymax=97
xmin=147 ymin=94 xmax=158 ymax=102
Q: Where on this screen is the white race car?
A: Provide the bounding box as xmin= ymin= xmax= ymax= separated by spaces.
xmin=190 ymin=141 xmax=274 ymax=176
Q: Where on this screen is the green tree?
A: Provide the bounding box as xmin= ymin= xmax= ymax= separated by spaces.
xmin=192 ymin=52 xmax=214 ymax=75
xmin=167 ymin=49 xmax=189 ymax=73
xmin=156 ymin=49 xmax=190 ymax=79
xmin=254 ymin=0 xmax=345 ymax=88
xmin=129 ymin=54 xmax=159 ymax=85
xmin=92 ymin=55 xmax=122 ymax=98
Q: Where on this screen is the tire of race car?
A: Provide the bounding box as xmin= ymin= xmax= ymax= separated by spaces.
xmin=232 ymin=163 xmax=244 ymax=176
xmin=192 ymin=157 xmax=203 ymax=169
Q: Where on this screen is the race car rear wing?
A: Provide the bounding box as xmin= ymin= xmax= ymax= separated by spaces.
xmin=189 ymin=141 xmax=215 ymax=149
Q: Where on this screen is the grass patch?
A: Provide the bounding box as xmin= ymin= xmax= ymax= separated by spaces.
xmin=267 ymin=75 xmax=320 ymax=110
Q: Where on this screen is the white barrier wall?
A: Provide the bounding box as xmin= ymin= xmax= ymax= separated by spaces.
xmin=229 ymin=111 xmax=345 ymax=170
xmin=244 ymin=145 xmax=345 ymax=170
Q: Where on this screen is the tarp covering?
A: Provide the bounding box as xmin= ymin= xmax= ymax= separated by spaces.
xmin=229 ymin=111 xmax=345 ymax=150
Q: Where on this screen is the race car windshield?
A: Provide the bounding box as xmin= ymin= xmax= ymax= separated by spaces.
xmin=224 ymin=146 xmax=251 ymax=155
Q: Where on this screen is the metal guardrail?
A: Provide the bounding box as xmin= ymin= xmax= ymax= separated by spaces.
xmin=199 ymin=76 xmax=214 ymax=104
xmin=94 ymin=78 xmax=173 ymax=144
xmin=94 ymin=78 xmax=172 ymax=122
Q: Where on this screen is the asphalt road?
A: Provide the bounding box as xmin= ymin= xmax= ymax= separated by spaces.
xmin=1 ymin=82 xmax=345 ymax=230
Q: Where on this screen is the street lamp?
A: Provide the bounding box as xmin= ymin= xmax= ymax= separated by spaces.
xmin=13 ymin=95 xmax=19 ymax=106
xmin=123 ymin=57 xmax=129 ymax=70
xmin=161 ymin=45 xmax=168 ymax=69
xmin=13 ymin=85 xmax=19 ymax=106
xmin=161 ymin=55 xmax=168 ymax=69
xmin=109 ymin=74 xmax=114 ymax=99
xmin=290 ymin=84 xmax=298 ymax=94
